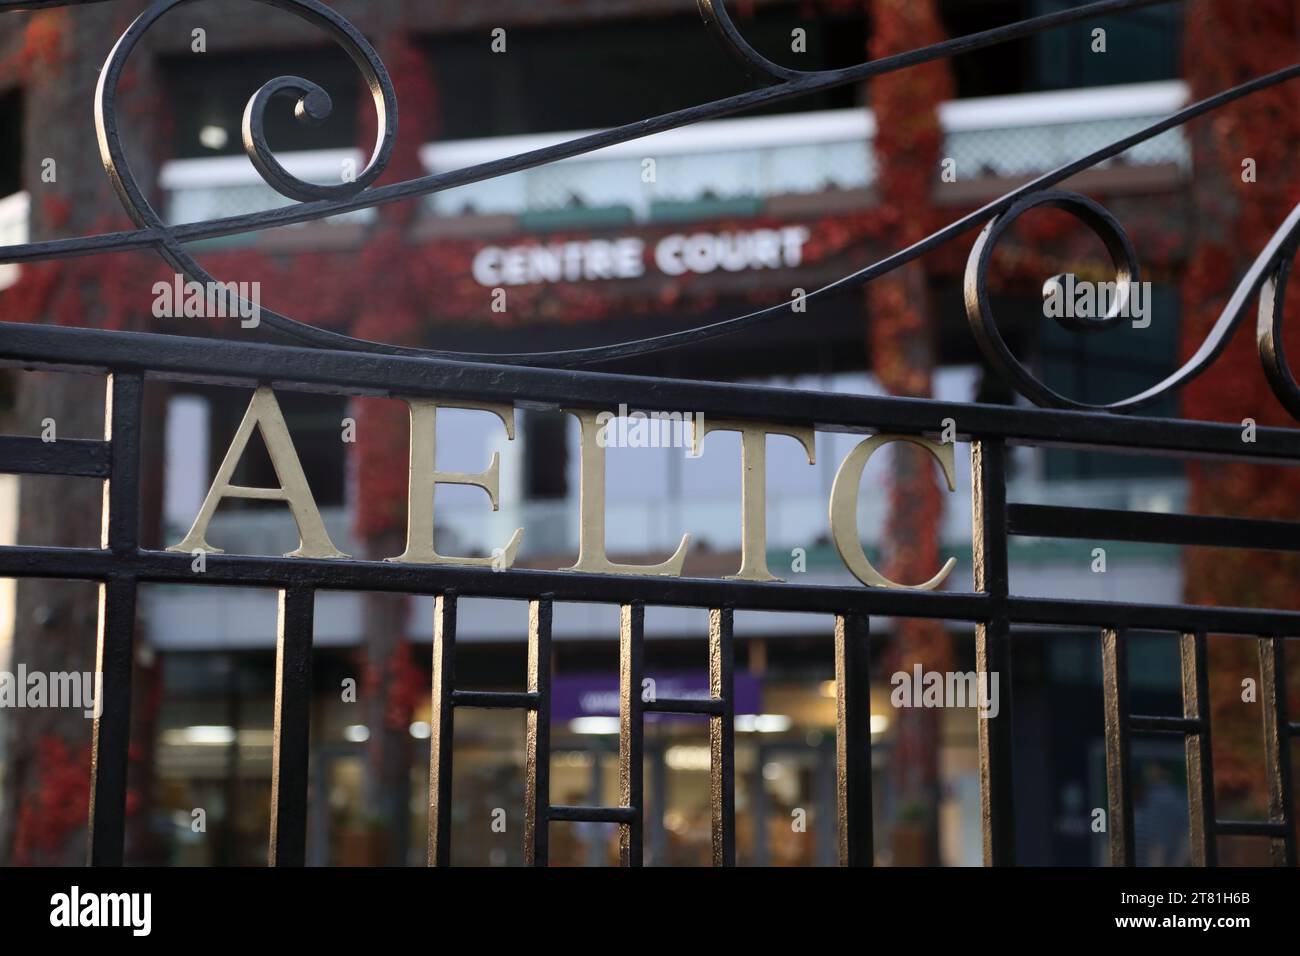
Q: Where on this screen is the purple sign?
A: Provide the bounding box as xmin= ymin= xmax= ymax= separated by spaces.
xmin=552 ymin=672 xmax=761 ymax=722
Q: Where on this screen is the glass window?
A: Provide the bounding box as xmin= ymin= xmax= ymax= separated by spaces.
xmin=160 ymin=49 xmax=362 ymax=160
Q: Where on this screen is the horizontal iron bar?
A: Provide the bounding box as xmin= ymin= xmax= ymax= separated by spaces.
xmin=548 ymin=806 xmax=637 ymax=824
xmin=1 ymin=545 xmax=1299 ymax=635
xmin=1009 ymin=504 xmax=1300 ymax=551
xmin=451 ymin=690 xmax=538 ymax=710
xmin=0 ymin=436 xmax=111 ymax=477
xmin=1291 ymin=722 xmax=1300 ymax=736
xmin=2 ymin=322 xmax=1300 ymax=463
xmin=0 ymin=1 xmax=119 ymax=10
xmin=1130 ymin=714 xmax=1201 ymax=734
xmin=1216 ymin=819 xmax=1290 ymax=837
xmin=0 ymin=544 xmax=990 ymax=618
xmin=644 ymin=697 xmax=725 ymax=716
xmin=1003 ymin=596 xmax=1300 ymax=637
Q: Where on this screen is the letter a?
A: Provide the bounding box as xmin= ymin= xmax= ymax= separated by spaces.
xmin=168 ymin=387 xmax=346 ymax=558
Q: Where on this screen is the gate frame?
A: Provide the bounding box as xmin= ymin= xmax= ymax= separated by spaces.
xmin=0 ymin=320 xmax=1295 ymax=866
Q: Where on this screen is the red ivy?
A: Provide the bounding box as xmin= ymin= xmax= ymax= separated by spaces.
xmin=1180 ymin=0 xmax=1300 ymax=815
xmin=12 ymin=735 xmax=89 ymax=865
xmin=867 ymin=0 xmax=953 ymax=678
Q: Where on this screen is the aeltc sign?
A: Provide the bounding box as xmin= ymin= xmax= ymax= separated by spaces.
xmin=169 ymin=387 xmax=957 ymax=591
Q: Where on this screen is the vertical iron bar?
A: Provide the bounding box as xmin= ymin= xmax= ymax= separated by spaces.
xmin=1179 ymin=630 xmax=1216 ymax=866
xmin=1101 ymin=627 xmax=1134 ymax=867
xmin=102 ymin=373 xmax=142 ymax=552
xmin=815 ymin=743 xmax=839 ymax=865
xmin=648 ymin=744 xmax=668 ymax=861
xmin=751 ymin=749 xmax=770 ymax=867
xmin=586 ymin=756 xmax=605 ymax=867
xmin=619 ymin=602 xmax=644 ymax=866
xmin=524 ymin=598 xmax=552 ymax=867
xmin=428 ymin=591 xmax=456 ymax=867
xmin=834 ymin=611 xmax=873 ymax=867
xmin=971 ymin=438 xmax=1015 ymax=866
xmin=88 ymin=372 xmax=142 ymax=867
xmin=709 ymin=607 xmax=736 ymax=866
xmin=269 ymin=587 xmax=314 ymax=866
xmin=1259 ymin=636 xmax=1296 ymax=867
xmin=89 ymin=577 xmax=136 ymax=867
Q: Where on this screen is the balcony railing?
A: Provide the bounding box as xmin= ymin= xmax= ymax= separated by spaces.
xmin=159 ymin=150 xmax=373 ymax=230
xmin=182 ymin=476 xmax=1187 ymax=565
xmin=156 ymin=81 xmax=1189 ymax=230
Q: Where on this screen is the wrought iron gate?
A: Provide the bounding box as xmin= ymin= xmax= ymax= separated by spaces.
xmin=0 ymin=0 xmax=1297 ymax=867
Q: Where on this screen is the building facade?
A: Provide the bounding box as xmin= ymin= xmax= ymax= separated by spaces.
xmin=0 ymin=0 xmax=1197 ymax=866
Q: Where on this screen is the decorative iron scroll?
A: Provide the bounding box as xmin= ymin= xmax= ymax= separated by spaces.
xmin=4 ymin=0 xmax=1300 ymax=417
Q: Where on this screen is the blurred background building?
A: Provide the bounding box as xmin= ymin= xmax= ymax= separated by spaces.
xmin=0 ymin=0 xmax=1292 ymax=866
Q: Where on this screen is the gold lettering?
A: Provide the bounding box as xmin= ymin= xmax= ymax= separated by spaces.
xmin=694 ymin=419 xmax=814 ymax=581
xmin=390 ymin=399 xmax=523 ymax=567
xmin=829 ymin=434 xmax=956 ymax=590
xmin=169 ymin=386 xmax=346 ymax=558
xmin=566 ymin=408 xmax=690 ymax=575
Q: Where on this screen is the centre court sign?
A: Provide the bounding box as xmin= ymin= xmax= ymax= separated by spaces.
xmin=470 ymin=226 xmax=812 ymax=286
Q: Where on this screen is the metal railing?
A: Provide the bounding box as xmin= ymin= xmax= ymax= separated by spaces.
xmin=0 ymin=320 xmax=1296 ymax=867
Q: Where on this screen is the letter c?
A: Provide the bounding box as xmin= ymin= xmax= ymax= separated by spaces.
xmin=829 ymin=434 xmax=957 ymax=590
xmin=472 ymin=247 xmax=504 ymax=286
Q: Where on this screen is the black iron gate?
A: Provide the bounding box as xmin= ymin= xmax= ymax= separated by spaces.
xmin=0 ymin=0 xmax=1297 ymax=867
